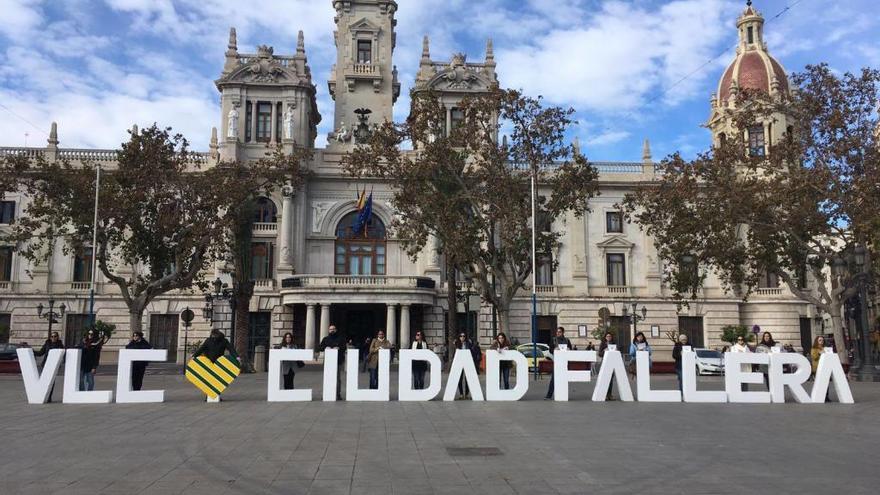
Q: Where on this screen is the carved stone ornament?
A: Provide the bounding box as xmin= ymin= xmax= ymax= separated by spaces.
xmin=331 ymin=121 xmax=353 ymax=143
xmin=247 ymin=45 xmax=285 ymax=82
xmin=311 ymin=201 xmax=334 ymax=233
xmin=443 ymin=52 xmax=478 ymax=89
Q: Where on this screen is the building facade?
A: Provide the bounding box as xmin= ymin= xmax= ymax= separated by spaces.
xmin=0 ymin=1 xmax=821 ymax=363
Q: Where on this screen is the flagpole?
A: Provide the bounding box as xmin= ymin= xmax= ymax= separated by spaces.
xmin=530 ymin=165 xmax=538 ymax=380
xmin=88 ymin=165 xmax=101 ymax=327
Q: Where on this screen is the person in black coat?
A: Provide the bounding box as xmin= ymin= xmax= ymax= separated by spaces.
xmin=454 ymin=332 xmax=480 ymax=399
xmin=125 ymin=331 xmax=152 ymax=391
xmin=33 ymin=332 xmax=64 ymax=402
xmin=318 ymin=325 xmax=346 ymax=400
xmin=79 ymin=329 xmax=107 ymax=392
xmin=673 ymin=334 xmax=689 ymax=392
xmin=193 ymin=329 xmax=238 ymax=362
xmin=544 ymin=327 xmax=574 ymax=400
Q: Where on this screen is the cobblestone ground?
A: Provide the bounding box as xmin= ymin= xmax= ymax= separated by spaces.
xmin=0 ymin=367 xmax=877 ymax=495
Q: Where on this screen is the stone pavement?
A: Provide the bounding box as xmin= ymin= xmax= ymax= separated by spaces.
xmin=0 ymin=368 xmax=878 ymax=495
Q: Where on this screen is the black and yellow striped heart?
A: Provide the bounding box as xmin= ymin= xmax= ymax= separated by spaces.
xmin=185 ymin=355 xmax=241 ymax=399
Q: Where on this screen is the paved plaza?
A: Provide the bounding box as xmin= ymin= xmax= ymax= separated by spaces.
xmin=1 ymin=367 xmax=878 ymax=495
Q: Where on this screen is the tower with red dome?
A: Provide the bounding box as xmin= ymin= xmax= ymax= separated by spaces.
xmin=707 ymin=1 xmax=793 ymax=155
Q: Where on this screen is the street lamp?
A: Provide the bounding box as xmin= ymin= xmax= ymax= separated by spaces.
xmin=180 ymin=307 xmax=194 ymax=372
xmin=36 ymin=299 xmax=66 ymax=341
xmin=455 ymin=278 xmax=475 ymax=343
xmin=203 ymin=277 xmax=235 ymax=341
xmin=621 ymin=302 xmax=648 ymax=340
xmin=851 ymin=245 xmax=878 ymax=380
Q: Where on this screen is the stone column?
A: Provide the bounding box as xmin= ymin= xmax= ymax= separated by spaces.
xmin=250 ymin=100 xmax=258 ymax=143
xmin=305 ymin=303 xmax=316 ymax=351
xmin=270 ymin=101 xmax=278 ymax=144
xmin=386 ymin=304 xmax=397 ymax=346
xmin=319 ymin=303 xmax=331 ymax=343
xmin=445 ymin=107 xmax=452 ymax=137
xmin=278 ymin=185 xmax=294 ymax=275
xmin=400 ymin=304 xmax=411 ymax=349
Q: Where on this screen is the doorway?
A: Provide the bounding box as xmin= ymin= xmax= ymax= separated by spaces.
xmin=331 ymin=304 xmax=385 ymax=348
xmin=609 ymin=316 xmax=632 ymax=348
xmin=537 ymin=315 xmax=557 ymax=345
xmin=249 ymin=312 xmax=271 ymax=369
xmin=150 ymin=314 xmax=179 ymax=362
xmin=678 ymin=316 xmax=704 ymax=348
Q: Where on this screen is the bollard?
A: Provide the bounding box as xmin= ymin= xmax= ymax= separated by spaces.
xmin=254 ymin=345 xmax=266 ymax=373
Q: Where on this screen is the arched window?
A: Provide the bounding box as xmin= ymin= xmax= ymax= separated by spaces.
xmin=335 ymin=212 xmax=386 ymax=275
xmin=253 ymin=197 xmax=277 ymax=223
xmin=748 ymin=125 xmax=765 ymax=157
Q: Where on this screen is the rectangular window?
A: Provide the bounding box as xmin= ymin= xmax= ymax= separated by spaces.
xmin=245 ymin=101 xmax=253 ymax=142
xmin=357 ymin=40 xmax=372 ymax=64
xmin=537 ymin=253 xmax=553 ymax=285
xmin=275 ymin=102 xmax=283 ymax=142
xmin=748 ymin=125 xmax=765 ymax=157
xmin=0 ymin=246 xmax=12 ymax=282
xmin=256 ymin=102 xmax=272 ymax=142
xmin=0 ymin=201 xmax=14 ymax=224
xmin=759 ymin=270 xmax=779 ymax=289
xmin=606 ymin=253 xmax=626 ymax=286
xmin=0 ymin=313 xmax=10 ymax=344
xmin=606 ymin=211 xmax=623 ymax=233
xmin=251 ymin=242 xmax=274 ymax=279
xmin=73 ymin=247 xmax=93 ymax=282
xmin=747 ymin=26 xmax=754 ymax=44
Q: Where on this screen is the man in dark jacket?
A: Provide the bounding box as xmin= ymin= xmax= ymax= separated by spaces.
xmin=34 ymin=332 xmax=64 ymax=402
xmin=318 ymin=325 xmax=346 ymax=399
xmin=545 ymin=326 xmax=574 ymax=400
xmin=125 ymin=331 xmax=152 ymax=391
xmin=194 ymin=329 xmax=238 ymax=362
xmin=673 ymin=334 xmax=688 ymax=392
xmin=80 ymin=329 xmax=106 ymax=392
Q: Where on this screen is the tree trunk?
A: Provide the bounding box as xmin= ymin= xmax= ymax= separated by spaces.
xmin=128 ymin=310 xmax=144 ymax=334
xmin=827 ymin=307 xmax=849 ymax=365
xmin=233 ymin=292 xmax=251 ymax=371
xmin=497 ymin=307 xmax=511 ymax=340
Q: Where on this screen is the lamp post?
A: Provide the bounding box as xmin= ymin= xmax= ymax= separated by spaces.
xmin=621 ymin=302 xmax=647 ymax=341
xmin=851 ymin=245 xmax=879 ymax=381
xmin=36 ymin=299 xmax=66 ymax=341
xmin=455 ymin=278 xmax=475 ymax=342
xmin=180 ymin=307 xmax=194 ymax=372
xmin=203 ymin=278 xmax=235 ymax=341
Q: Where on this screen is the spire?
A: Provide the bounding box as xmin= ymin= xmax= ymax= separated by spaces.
xmin=737 ymin=0 xmax=764 ymax=50
xmin=642 ymin=138 xmax=652 ymax=162
xmin=485 ymin=38 xmax=495 ymax=65
xmin=297 ymin=30 xmax=305 ymax=54
xmin=421 ymin=35 xmax=430 ymax=61
xmin=209 ymin=127 xmax=219 ymax=161
xmin=227 ymin=27 xmax=237 ymax=52
xmin=572 ymin=137 xmax=581 ymax=157
xmin=131 ymin=124 xmax=138 ymax=137
xmin=47 ymin=121 xmax=59 ymax=147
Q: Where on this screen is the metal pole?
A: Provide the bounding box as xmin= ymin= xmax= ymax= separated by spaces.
xmin=47 ymin=300 xmax=54 ymax=341
xmin=530 ymin=169 xmax=538 ymax=380
xmin=183 ymin=322 xmax=189 ymax=375
xmin=88 ymin=165 xmax=100 ymax=327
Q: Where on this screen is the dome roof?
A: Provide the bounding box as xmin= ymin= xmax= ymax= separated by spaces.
xmin=716 ymin=2 xmax=789 ymax=105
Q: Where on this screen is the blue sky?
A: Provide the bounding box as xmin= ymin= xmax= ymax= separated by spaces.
xmin=1 ymin=0 xmax=877 ymax=161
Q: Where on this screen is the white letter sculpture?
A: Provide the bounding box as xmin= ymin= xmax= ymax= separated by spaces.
xmin=443 ymin=349 xmax=484 ymax=401
xmin=399 ymin=349 xmax=442 ymax=401
xmin=635 ymin=351 xmax=681 ymax=402
xmin=322 ymin=348 xmax=339 ymax=402
xmin=591 ymin=350 xmax=634 ymax=402
xmin=267 ymin=348 xmax=314 ymax=402
xmin=682 ymin=350 xmax=726 ymax=403
xmin=811 ymin=352 xmax=854 ymax=404
xmin=116 ymin=349 xmax=167 ymax=403
xmin=486 ymin=350 xmax=529 ymax=401
xmin=347 ymin=349 xmax=390 ymax=401
xmin=17 ymin=348 xmax=64 ymax=404
xmin=724 ymin=352 xmax=771 ymax=403
xmin=553 ymin=350 xmax=595 ymax=401
xmin=768 ymin=352 xmax=812 ymax=403
xmin=63 ymin=349 xmax=113 ymax=404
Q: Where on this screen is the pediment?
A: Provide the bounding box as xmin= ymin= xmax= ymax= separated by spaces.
xmin=350 ymin=17 xmax=381 ymax=34
xmin=426 ymin=68 xmax=492 ymax=92
xmin=596 ymin=235 xmax=635 ymax=250
xmin=222 ymin=61 xmax=301 ymax=85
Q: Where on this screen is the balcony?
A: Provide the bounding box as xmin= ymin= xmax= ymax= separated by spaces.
xmin=755 ymin=287 xmax=784 ymax=297
xmin=70 ymin=282 xmax=91 ymax=291
xmin=0 ymin=281 xmax=10 ymax=291
xmin=253 ymin=279 xmax=275 ymax=292
xmin=280 ymin=275 xmax=437 ymax=305
xmin=535 ymin=285 xmax=558 ymax=295
xmin=252 ymin=222 xmax=278 ymax=235
xmin=603 ymin=286 xmax=632 ymax=297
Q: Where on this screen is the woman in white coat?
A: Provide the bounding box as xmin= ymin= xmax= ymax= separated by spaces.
xmin=730 ymin=335 xmax=751 ymax=391
xmin=411 ymin=331 xmax=430 ymax=390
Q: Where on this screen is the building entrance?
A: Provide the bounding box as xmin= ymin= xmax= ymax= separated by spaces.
xmin=331 ymin=304 xmax=387 ymax=348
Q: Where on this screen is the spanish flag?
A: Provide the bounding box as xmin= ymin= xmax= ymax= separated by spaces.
xmin=352 ymin=187 xmax=373 ymax=237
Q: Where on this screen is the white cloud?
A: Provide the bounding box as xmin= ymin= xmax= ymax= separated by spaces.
xmin=0 ymin=0 xmax=44 ymax=40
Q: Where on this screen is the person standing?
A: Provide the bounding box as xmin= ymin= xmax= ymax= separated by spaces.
xmin=33 ymin=332 xmax=64 ymax=402
xmin=810 ymin=335 xmax=825 ymax=379
xmin=628 ymin=332 xmax=652 ymax=377
xmin=277 ymin=332 xmax=301 ymax=390
xmin=411 ymin=330 xmax=430 ymax=390
xmin=125 ymin=331 xmax=152 ymax=391
xmin=360 ymin=336 xmax=371 ymax=372
xmin=598 ymin=331 xmax=617 ymax=400
xmin=79 ymin=329 xmax=108 ymax=392
xmin=490 ymin=332 xmax=513 ymax=390
xmin=454 ymin=332 xmax=479 ymax=399
xmin=318 ymin=324 xmax=347 ymax=400
xmin=544 ymin=327 xmax=573 ymax=400
xmin=673 ymin=334 xmax=688 ymax=393
xmin=731 ymin=335 xmax=751 ymax=391
xmin=367 ymin=330 xmax=392 ymax=390
xmin=757 ymin=331 xmax=776 ymax=388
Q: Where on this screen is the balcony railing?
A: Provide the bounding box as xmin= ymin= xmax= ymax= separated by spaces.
xmin=254 ymin=279 xmax=275 ymax=291
xmin=535 ymin=285 xmax=557 ymax=294
xmin=0 ymin=281 xmax=10 ymax=290
xmin=252 ymin=222 xmax=278 ymax=234
xmin=604 ymin=286 xmax=632 ymax=296
xmin=282 ymin=275 xmax=436 ymax=290
xmin=351 ymin=63 xmax=378 ymax=75
xmin=70 ymin=282 xmax=91 ymax=291
xmin=755 ymin=287 xmax=784 ymax=296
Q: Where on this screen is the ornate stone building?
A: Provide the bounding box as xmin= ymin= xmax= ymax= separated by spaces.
xmin=0 ymin=1 xmax=821 ymax=363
